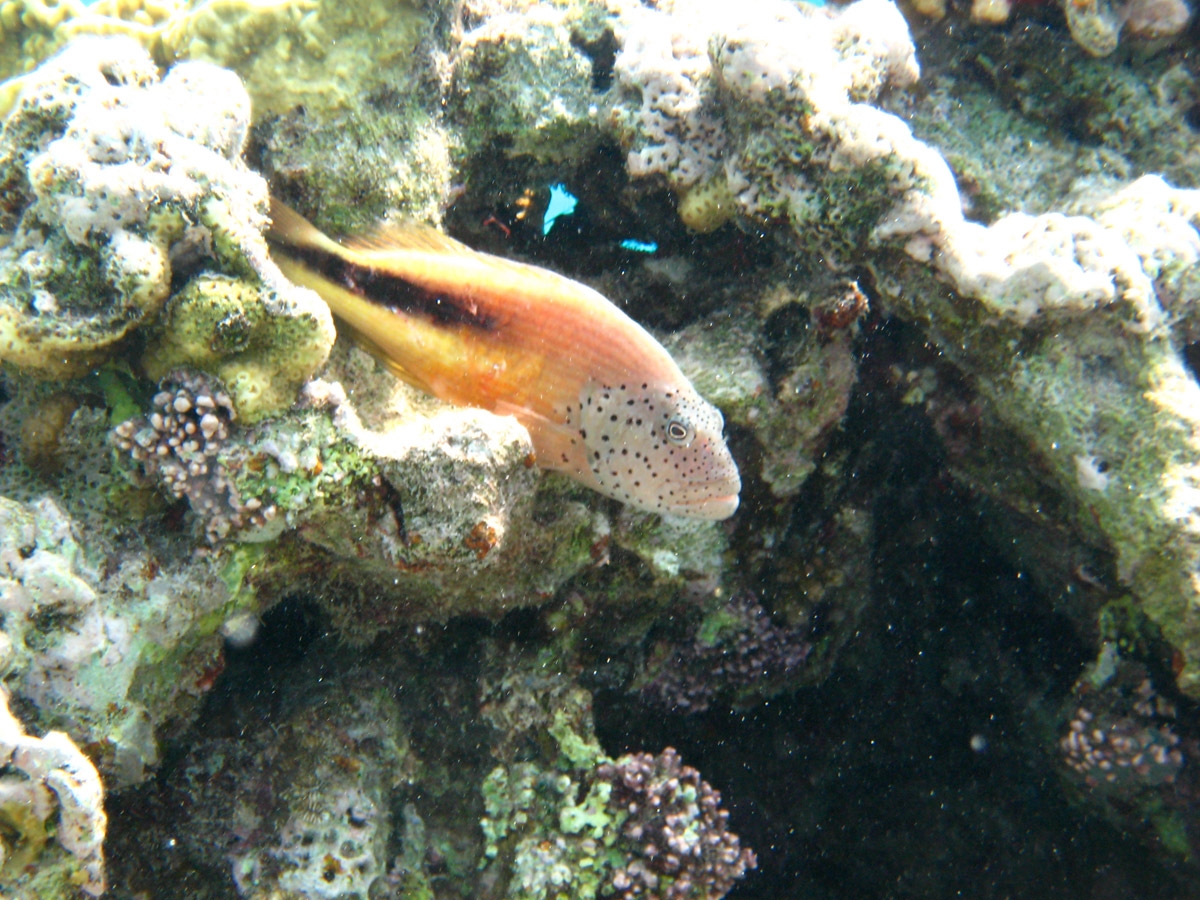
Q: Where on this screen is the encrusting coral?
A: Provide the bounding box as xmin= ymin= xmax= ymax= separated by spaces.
xmin=2 ymin=0 xmax=1200 ymax=891
xmin=0 ymin=685 xmax=106 ymax=897
xmin=606 ymin=0 xmax=1200 ymax=699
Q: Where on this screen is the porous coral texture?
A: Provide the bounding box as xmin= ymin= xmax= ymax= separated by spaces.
xmin=611 ymin=0 xmax=1200 ymax=698
xmin=0 ymin=493 xmax=252 ymax=789
xmin=0 ymin=36 xmax=333 ymax=415
xmin=0 ymin=685 xmax=106 ymax=896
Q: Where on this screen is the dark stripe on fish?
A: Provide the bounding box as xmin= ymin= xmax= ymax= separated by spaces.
xmin=273 ymin=241 xmax=498 ymax=332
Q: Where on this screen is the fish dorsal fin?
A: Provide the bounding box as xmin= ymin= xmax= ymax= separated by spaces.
xmin=268 ymin=198 xmax=345 ymax=256
xmin=342 ymin=220 xmax=476 ymax=257
xmin=346 ymin=220 xmax=606 ymax=307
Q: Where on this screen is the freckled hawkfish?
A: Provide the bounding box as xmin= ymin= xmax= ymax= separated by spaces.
xmin=267 ymin=200 xmax=741 ymax=520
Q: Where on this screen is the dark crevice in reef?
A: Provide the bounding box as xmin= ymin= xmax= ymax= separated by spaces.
xmin=593 ymin=318 xmax=1182 ymax=900
xmin=443 ymin=143 xmax=778 ymax=331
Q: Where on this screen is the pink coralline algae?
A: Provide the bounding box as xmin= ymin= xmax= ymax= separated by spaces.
xmin=599 ymin=748 xmax=757 ymax=900
xmin=642 ymin=593 xmax=811 ymax=712
xmin=112 ymin=370 xmax=276 ymax=542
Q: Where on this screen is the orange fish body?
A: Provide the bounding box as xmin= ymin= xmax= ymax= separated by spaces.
xmin=267 ymin=200 xmax=741 ymax=520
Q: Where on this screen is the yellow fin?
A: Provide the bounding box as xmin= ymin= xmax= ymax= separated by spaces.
xmin=339 ymin=322 xmax=437 ymax=396
xmin=341 ymin=220 xmax=476 ymax=257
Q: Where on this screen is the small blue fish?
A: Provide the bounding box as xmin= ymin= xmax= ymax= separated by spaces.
xmin=543 ymin=184 xmax=577 ymax=235
xmin=620 ymin=239 xmax=658 ymax=254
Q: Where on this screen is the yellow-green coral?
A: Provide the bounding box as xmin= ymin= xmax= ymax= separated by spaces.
xmin=142 ymin=273 xmax=335 ymax=423
xmin=0 ymin=0 xmax=427 ymax=120
xmin=0 ymin=0 xmax=177 ymax=83
xmin=165 ymin=0 xmax=427 ymax=117
xmin=676 ymin=171 xmax=735 ymax=233
xmin=0 ymin=230 xmax=169 ymax=379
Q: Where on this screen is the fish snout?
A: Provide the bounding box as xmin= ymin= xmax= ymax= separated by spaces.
xmin=685 ymin=491 xmax=741 ymax=520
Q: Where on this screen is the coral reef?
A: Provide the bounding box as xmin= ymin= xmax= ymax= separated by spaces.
xmin=638 ymin=593 xmax=811 ymax=713
xmin=109 ymin=359 xmax=607 ymax=626
xmin=0 ymin=491 xmax=260 ymax=788
xmin=608 ymin=0 xmax=726 ymax=194
xmin=113 ymin=370 xmax=277 ymax=543
xmin=667 ymin=291 xmax=859 ymax=499
xmin=136 ymin=633 xmax=753 ymax=900
xmin=0 ymin=35 xmax=333 ymax=414
xmin=0 ymin=686 xmax=106 ymax=897
xmin=605 ymin=0 xmax=1200 ymax=698
xmin=609 ymin=0 xmax=919 ymax=238
xmin=908 ymin=0 xmax=1191 ymax=57
xmin=3 ymin=0 xmax=1200 ymax=893
xmin=0 ymin=0 xmax=177 ymax=85
xmin=598 ymin=748 xmax=756 ymax=900
xmin=1055 ymin=641 xmax=1196 ymax=860
xmin=450 ymin=1 xmax=607 ymax=163
xmin=142 ymin=273 xmax=335 ymax=424
xmin=479 ymin=648 xmax=756 ymax=900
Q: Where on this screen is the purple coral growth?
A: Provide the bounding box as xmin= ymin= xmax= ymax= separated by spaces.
xmin=643 ymin=592 xmax=811 ymax=712
xmin=112 ymin=370 xmax=276 ymax=542
xmin=1061 ymin=671 xmax=1184 ymax=788
xmin=599 ymin=747 xmax=756 ymax=900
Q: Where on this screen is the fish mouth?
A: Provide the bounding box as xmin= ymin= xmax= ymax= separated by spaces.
xmin=676 ymin=492 xmax=740 ymax=521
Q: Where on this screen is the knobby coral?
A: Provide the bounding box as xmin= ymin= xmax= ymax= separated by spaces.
xmin=0 ymin=35 xmax=334 ymax=414
xmin=113 ymin=369 xmax=277 ymax=543
xmin=598 ymin=748 xmax=757 ymax=900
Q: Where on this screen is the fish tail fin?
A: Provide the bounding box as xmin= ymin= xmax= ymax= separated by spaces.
xmin=268 ymin=198 xmax=345 ymax=257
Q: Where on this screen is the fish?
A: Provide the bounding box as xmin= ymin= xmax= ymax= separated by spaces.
xmin=266 ymin=199 xmax=741 ymax=520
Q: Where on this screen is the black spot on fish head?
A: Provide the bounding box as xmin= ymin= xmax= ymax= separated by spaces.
xmin=578 ymin=380 xmax=741 ymax=519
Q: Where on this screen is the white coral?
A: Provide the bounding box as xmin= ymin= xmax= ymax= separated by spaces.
xmin=0 ymin=686 xmax=107 ymax=896
xmin=0 ymin=35 xmax=334 ymax=384
xmin=608 ymin=0 xmax=919 ymax=191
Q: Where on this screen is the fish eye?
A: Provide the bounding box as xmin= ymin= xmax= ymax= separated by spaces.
xmin=665 ymin=418 xmax=693 ymax=445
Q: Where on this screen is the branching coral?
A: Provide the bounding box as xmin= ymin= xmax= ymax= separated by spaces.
xmin=113 ymin=369 xmax=278 ymax=543
xmin=479 ymin=651 xmax=756 ymax=900
xmin=598 ymin=748 xmax=757 ymax=900
xmin=1059 ymin=644 xmax=1184 ymax=789
xmin=640 ymin=593 xmax=812 ymax=713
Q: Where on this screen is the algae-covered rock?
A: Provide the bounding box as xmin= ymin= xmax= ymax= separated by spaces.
xmin=450 ymin=2 xmax=608 ymax=163
xmin=668 ymin=296 xmax=857 ymax=499
xmin=477 ymin=647 xmax=756 ymax=900
xmin=281 ymin=376 xmax=604 ymax=636
xmin=606 ymin=0 xmax=1200 ymax=700
xmin=0 ymin=492 xmax=258 ymax=788
xmin=143 ymin=634 xmax=753 ymax=900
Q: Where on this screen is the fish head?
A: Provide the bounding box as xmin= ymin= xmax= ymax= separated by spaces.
xmin=577 ymin=379 xmax=741 ymax=520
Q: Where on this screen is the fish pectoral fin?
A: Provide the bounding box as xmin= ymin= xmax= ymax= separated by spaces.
xmin=492 ymin=398 xmax=556 ymax=429
xmin=341 ymin=327 xmax=437 ymax=395
xmin=493 ymin=399 xmax=587 ymax=476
